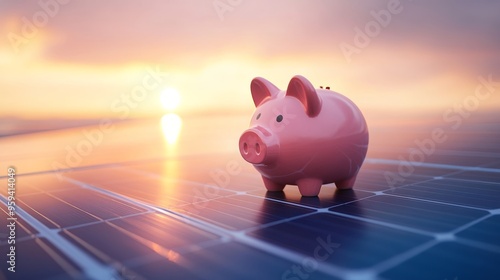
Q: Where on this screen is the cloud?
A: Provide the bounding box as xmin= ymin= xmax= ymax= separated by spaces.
xmin=2 ymin=0 xmax=498 ymax=70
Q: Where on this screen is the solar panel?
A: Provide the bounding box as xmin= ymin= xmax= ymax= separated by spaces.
xmin=1 ymin=111 xmax=499 ymax=279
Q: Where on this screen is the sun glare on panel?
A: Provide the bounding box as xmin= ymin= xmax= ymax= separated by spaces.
xmin=161 ymin=87 xmax=181 ymax=111
xmin=160 ymin=87 xmax=182 ymax=145
xmin=161 ymin=113 xmax=182 ymax=144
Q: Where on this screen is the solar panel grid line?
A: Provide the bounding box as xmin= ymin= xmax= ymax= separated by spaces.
xmin=229 ymin=229 xmax=361 ymax=279
xmin=33 ymin=237 xmax=84 ymax=279
xmin=154 ymin=235 xmax=228 ymax=257
xmin=59 ymin=229 xmax=121 ymax=269
xmin=119 ymin=164 xmax=263 ymax=194
xmin=454 ymin=235 xmax=500 ymax=254
xmin=12 ymin=185 xmax=82 ymax=198
xmin=430 ymin=149 xmax=500 ymax=158
xmin=247 ymin=213 xmax=435 ymax=277
xmin=180 ymin=206 xmax=251 ymax=230
xmin=384 ymin=158 xmax=500 ymax=173
xmin=116 ymin=239 xmax=222 ymax=269
xmin=63 ymin=176 xmax=231 ymax=240
xmin=12 ymin=187 xmax=151 ymax=231
xmin=68 ymin=213 xmax=213 ymax=264
xmin=356 ymin=173 xmax=454 ymax=192
xmin=64 ymin=161 xmax=490 ymax=237
xmin=327 ymin=207 xmax=436 ymax=237
xmin=318 ymin=193 xmax=383 ymax=209
xmin=330 ymin=198 xmax=488 ymax=235
xmin=59 ymin=211 xmax=154 ymax=232
xmin=175 ymin=194 xmax=316 ymax=231
xmin=379 ymin=193 xmax=492 ymax=212
xmin=106 ymin=152 xmax=248 ymax=175
xmin=28 ymin=191 xmax=109 ymax=226
xmin=119 ymin=165 xmax=247 ymax=197
xmin=15 ymin=195 xmax=80 ymax=229
xmin=0 ymin=196 xmax=118 ymax=280
xmin=68 ymin=164 xmax=248 ymax=203
xmin=66 ymin=169 xmax=487 ymax=280
xmin=64 ymin=174 xmax=356 ymax=279
xmin=57 ymin=213 xmax=229 ymax=279
xmin=365 ymin=158 xmax=500 ymax=173
xmin=119 ymin=164 xmax=202 ymax=182
xmin=0 ymin=235 xmax=34 ymax=247
xmin=359 ymin=238 xmax=439 ymax=278
xmin=127 ymin=204 xmax=346 ymax=279
xmin=51 ymin=189 xmax=150 ymax=219
xmin=379 ymin=242 xmax=500 ymax=279
xmin=387 ymin=179 xmax=500 ymax=210
xmin=0 ymin=162 xmax=125 ymax=180
xmin=443 ymin=175 xmax=500 ymax=185
xmin=65 ymin=174 xmax=239 ymax=216
xmin=238 ymin=211 xmax=320 ymax=234
xmin=455 ymin=214 xmax=500 ymax=246
xmin=8 ymin=164 xmax=496 ymax=206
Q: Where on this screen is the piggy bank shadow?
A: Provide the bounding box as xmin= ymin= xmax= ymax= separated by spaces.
xmin=257 ymin=187 xmax=367 ymax=226
xmin=254 ymin=188 xmax=368 ymax=267
xmin=260 ymin=185 xmax=369 ymax=209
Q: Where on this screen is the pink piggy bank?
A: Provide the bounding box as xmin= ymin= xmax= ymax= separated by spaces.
xmin=239 ymin=75 xmax=369 ymax=196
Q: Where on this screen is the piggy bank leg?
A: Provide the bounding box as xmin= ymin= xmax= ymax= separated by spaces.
xmin=335 ymin=174 xmax=358 ymax=190
xmin=262 ymin=176 xmax=285 ymax=192
xmin=297 ymin=178 xmax=322 ymax=197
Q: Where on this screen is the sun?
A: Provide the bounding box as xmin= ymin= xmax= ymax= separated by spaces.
xmin=160 ymin=87 xmax=181 ymax=111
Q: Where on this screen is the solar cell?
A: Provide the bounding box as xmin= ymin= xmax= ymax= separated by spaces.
xmin=176 ymin=194 xmax=314 ymax=231
xmin=0 ymin=238 xmax=83 ymax=280
xmin=456 ymin=215 xmax=500 ymax=250
xmin=330 ymin=195 xmax=488 ymax=233
xmin=380 ymin=242 xmax=500 ymax=280
xmin=386 ymin=178 xmax=500 ymax=209
xmin=248 ymin=213 xmax=433 ymax=269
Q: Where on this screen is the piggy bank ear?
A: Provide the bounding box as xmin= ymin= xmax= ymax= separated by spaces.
xmin=250 ymin=77 xmax=280 ymax=107
xmin=286 ymin=75 xmax=321 ymax=117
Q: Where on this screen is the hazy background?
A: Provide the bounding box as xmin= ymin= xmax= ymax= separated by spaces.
xmin=0 ymin=0 xmax=499 ymax=135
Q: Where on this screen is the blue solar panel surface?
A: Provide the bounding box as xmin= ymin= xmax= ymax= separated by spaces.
xmin=0 ymin=112 xmax=499 ymax=280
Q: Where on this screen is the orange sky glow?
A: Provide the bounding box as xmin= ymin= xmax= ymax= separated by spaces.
xmin=0 ymin=0 xmax=499 ymax=121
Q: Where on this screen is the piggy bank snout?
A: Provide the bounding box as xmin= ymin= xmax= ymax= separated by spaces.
xmin=239 ymin=127 xmax=278 ymax=165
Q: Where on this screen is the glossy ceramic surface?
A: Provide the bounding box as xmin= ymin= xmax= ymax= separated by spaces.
xmin=239 ymin=75 xmax=369 ymax=196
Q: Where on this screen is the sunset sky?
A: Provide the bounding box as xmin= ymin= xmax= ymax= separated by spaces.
xmin=0 ymin=0 xmax=499 ymax=120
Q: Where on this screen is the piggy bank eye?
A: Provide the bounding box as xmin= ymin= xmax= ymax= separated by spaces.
xmin=276 ymin=115 xmax=283 ymax=122
xmin=256 ymin=113 xmax=261 ymax=120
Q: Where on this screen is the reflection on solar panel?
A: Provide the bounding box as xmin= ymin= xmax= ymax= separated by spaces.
xmin=1 ymin=112 xmax=499 ymax=279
